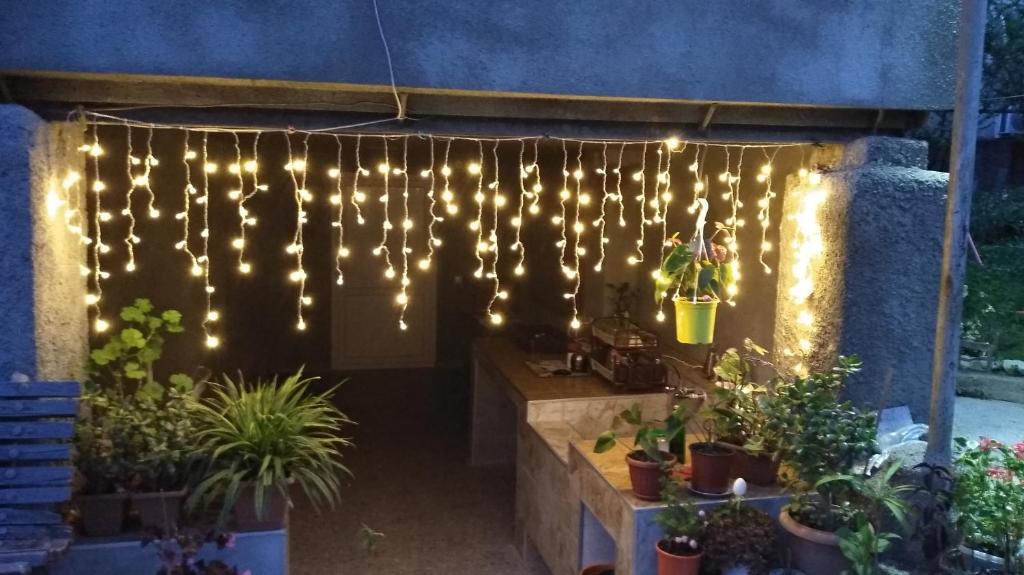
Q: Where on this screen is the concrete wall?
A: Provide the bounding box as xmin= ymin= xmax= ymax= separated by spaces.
xmin=0 ymin=105 xmax=87 ymax=380
xmin=0 ymin=1 xmax=956 ymax=110
xmin=775 ymin=137 xmax=948 ymax=420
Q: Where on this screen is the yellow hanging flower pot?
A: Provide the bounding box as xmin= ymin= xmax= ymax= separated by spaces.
xmin=674 ymin=299 xmax=718 ymax=344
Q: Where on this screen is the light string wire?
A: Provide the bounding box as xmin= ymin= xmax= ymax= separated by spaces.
xmin=440 ymin=138 xmax=457 ymax=216
xmin=199 ymin=132 xmax=219 ymax=348
xmin=628 ymin=143 xmax=649 ymax=266
xmin=557 ymin=140 xmax=570 ymax=275
xmin=228 ymin=132 xmax=250 ymax=274
xmin=352 ymin=135 xmax=368 ymax=224
xmin=284 ymin=133 xmax=312 ymax=331
xmin=471 ymin=140 xmax=486 ymax=279
xmin=63 ymin=119 xmax=88 ymax=247
xmin=88 ymin=124 xmax=109 ymax=332
xmin=486 ymin=140 xmax=507 ymax=325
xmin=567 ymin=141 xmax=584 ymax=330
xmin=176 ymin=130 xmax=201 ymax=275
xmin=332 ymin=135 xmax=349 ymax=285
xmin=757 ymin=146 xmax=782 ymax=274
xmin=511 ymin=139 xmax=527 ymax=276
xmin=593 ymin=142 xmax=609 ymax=272
xmin=419 ymin=135 xmax=439 ymax=271
xmin=614 ymin=143 xmax=626 ymax=228
xmin=122 ymin=123 xmax=138 ymax=272
xmin=142 ymin=127 xmax=160 ymax=220
xmin=527 ymin=139 xmax=542 ymax=216
xmin=654 ymin=140 xmax=680 ymax=320
xmin=397 ymin=136 xmax=412 ymax=330
xmin=375 ymin=136 xmax=395 ymax=278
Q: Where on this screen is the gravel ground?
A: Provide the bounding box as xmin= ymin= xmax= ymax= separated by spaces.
xmin=953 ymin=396 xmax=1024 ymax=444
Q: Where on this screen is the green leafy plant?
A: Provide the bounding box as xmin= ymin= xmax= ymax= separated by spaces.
xmin=188 ymin=369 xmax=354 ymax=526
xmin=963 ymin=242 xmax=1024 ymax=359
xmin=952 ymin=436 xmax=1024 ymax=571
xmin=594 ymin=402 xmax=688 ymax=463
xmin=837 ymin=522 xmax=900 ymax=575
xmin=705 ymin=340 xmax=783 ymax=457
xmin=606 ymin=282 xmax=638 ymax=318
xmin=703 ymin=480 xmax=777 ymax=574
xmin=654 ymin=479 xmax=706 ymax=557
xmin=653 ymin=236 xmax=734 ymax=303
xmin=75 ymin=299 xmax=197 ymax=494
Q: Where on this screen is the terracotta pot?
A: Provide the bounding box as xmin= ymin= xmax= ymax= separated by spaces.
xmin=656 ymin=542 xmax=702 ymax=575
xmin=234 ymin=483 xmax=290 ymax=531
xmin=77 ymin=492 xmax=127 ymax=537
xmin=778 ymin=510 xmax=850 ymax=575
xmin=579 ymin=564 xmax=615 ymax=575
xmin=735 ymin=451 xmax=779 ymax=486
xmin=133 ymin=489 xmax=187 ymax=531
xmin=689 ymin=442 xmax=735 ymax=495
xmin=625 ymin=451 xmax=677 ymax=501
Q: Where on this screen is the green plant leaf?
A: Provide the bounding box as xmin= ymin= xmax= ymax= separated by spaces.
xmin=119 ymin=328 xmax=145 ymax=349
xmin=594 ymin=431 xmax=617 ymax=454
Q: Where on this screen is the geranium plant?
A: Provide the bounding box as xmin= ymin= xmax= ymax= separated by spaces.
xmin=952 ymin=436 xmax=1024 ymax=570
xmin=654 ymin=478 xmax=706 ymax=572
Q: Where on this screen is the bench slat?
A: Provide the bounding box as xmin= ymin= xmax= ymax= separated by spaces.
xmin=0 ymin=423 xmax=73 ymax=440
xmin=0 ymin=445 xmax=70 ymax=463
xmin=0 ymin=488 xmax=70 ymax=506
xmin=0 ymin=382 xmax=79 ymax=399
xmin=0 ymin=468 xmax=70 ymax=488
xmin=0 ymin=509 xmax=60 ymax=526
xmin=0 ymin=400 xmax=77 ymax=418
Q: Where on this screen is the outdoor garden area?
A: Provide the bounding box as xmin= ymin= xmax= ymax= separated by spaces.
xmin=0 ymin=1 xmax=1022 ymax=575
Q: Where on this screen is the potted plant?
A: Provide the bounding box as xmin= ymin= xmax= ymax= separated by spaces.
xmin=188 ymin=369 xmax=354 ymax=530
xmin=708 ymin=340 xmax=782 ymax=486
xmin=595 ymin=403 xmax=688 ymax=501
xmin=762 ymin=356 xmax=883 ymax=574
xmin=73 ymin=387 xmax=133 ymax=536
xmin=686 ymin=420 xmax=737 ymax=497
xmin=951 ymin=436 xmax=1024 ymax=573
xmin=74 ymin=299 xmax=197 ymax=535
xmin=654 ymin=233 xmax=735 ymax=345
xmin=82 ymin=299 xmax=199 ymax=532
xmin=703 ymin=479 xmax=778 ymax=575
xmin=653 ymin=479 xmax=706 ymax=575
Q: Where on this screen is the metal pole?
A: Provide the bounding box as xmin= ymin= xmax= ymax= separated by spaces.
xmin=926 ymin=0 xmax=988 ymax=465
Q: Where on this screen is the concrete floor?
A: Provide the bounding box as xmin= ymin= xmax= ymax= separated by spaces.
xmin=289 ymin=368 xmax=538 ymax=575
xmin=953 ymin=396 xmax=1024 ymax=445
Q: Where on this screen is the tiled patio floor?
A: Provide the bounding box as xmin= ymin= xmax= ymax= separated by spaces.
xmin=289 ymin=368 xmax=543 ymax=575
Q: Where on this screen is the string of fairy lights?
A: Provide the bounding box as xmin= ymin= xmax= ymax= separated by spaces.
xmin=67 ymin=117 xmax=818 ymax=351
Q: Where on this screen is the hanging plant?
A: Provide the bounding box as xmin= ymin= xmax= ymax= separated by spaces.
xmin=655 ymin=221 xmax=736 ymax=344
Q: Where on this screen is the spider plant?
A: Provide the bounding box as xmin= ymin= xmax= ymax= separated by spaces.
xmin=187 ymin=369 xmax=353 ymax=526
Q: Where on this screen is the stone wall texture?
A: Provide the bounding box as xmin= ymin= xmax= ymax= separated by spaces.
xmin=775 ymin=137 xmax=948 ymax=421
xmin=0 ymin=105 xmax=87 ymax=381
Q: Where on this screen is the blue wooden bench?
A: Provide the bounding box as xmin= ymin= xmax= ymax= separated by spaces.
xmin=0 ymin=381 xmax=79 ymax=574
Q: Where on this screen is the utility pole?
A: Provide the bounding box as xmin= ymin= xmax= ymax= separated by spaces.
xmin=926 ymin=0 xmax=988 ymax=465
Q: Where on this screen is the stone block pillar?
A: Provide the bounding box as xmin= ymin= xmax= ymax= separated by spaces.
xmin=0 ymin=105 xmax=87 ymax=380
xmin=774 ymin=137 xmax=948 ymax=421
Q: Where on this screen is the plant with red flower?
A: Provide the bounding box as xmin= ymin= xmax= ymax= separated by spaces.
xmin=952 ymin=436 xmax=1024 ymax=570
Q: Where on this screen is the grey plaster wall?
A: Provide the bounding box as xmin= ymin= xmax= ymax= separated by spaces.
xmin=0 ymin=1 xmax=956 ymax=110
xmin=0 ymin=105 xmax=87 ymax=380
xmin=775 ymin=137 xmax=948 ymax=420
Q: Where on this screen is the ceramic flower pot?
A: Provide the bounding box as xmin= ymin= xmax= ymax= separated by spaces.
xmin=779 ymin=510 xmax=851 ymax=575
xmin=688 ymin=442 xmax=735 ymax=495
xmin=234 ymin=483 xmax=290 ymax=531
xmin=735 ymin=450 xmax=779 ymax=486
xmin=625 ymin=451 xmax=677 ymax=501
xmin=76 ymin=492 xmax=128 ymax=537
xmin=656 ymin=542 xmax=702 ymax=575
xmin=132 ymin=489 xmax=187 ymax=531
xmin=674 ymin=300 xmax=718 ymax=344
